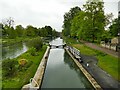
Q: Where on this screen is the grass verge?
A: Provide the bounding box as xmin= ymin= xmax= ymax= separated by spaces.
xmin=64 ymin=37 xmax=119 ymax=81
xmin=2 ymin=37 xmax=41 ymax=46
xmin=2 ymin=45 xmax=47 ymax=89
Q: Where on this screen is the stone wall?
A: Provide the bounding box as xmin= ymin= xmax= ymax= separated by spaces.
xmin=100 ymin=43 xmax=117 ymax=51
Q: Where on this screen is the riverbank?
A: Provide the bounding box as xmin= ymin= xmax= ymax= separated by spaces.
xmin=2 ymin=45 xmax=47 ymax=89
xmin=64 ymin=37 xmax=119 ymax=81
xmin=22 ymin=46 xmax=50 ymax=89
xmin=2 ymin=37 xmax=42 ymax=47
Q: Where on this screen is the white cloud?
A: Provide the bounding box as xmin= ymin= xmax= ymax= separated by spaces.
xmin=0 ymin=0 xmax=119 ymax=31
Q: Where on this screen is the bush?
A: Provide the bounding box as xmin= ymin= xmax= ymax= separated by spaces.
xmin=2 ymin=58 xmax=18 ymax=77
xmin=18 ymin=59 xmax=28 ymax=66
xmin=32 ymin=38 xmax=43 ymax=51
xmin=29 ymin=47 xmax=37 ymax=56
xmin=18 ymin=59 xmax=32 ymax=71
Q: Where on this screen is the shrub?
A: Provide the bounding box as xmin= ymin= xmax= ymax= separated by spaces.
xmin=18 ymin=59 xmax=32 ymax=71
xmin=18 ymin=59 xmax=28 ymax=66
xmin=29 ymin=47 xmax=37 ymax=56
xmin=2 ymin=58 xmax=18 ymax=77
xmin=32 ymin=38 xmax=43 ymax=51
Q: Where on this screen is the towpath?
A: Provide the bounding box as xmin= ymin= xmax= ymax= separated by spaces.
xmin=80 ymin=40 xmax=118 ymax=58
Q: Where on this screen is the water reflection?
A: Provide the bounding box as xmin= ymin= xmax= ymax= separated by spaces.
xmin=64 ymin=52 xmax=94 ymax=89
xmin=41 ymin=38 xmax=93 ymax=89
xmin=2 ymin=42 xmax=28 ymax=60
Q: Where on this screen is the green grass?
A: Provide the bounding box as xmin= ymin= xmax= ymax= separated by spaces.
xmin=64 ymin=37 xmax=120 ymax=81
xmin=97 ymin=55 xmax=119 ymax=81
xmin=2 ymin=45 xmax=47 ymax=89
xmin=2 ymin=36 xmax=41 ymax=46
xmin=72 ymin=44 xmax=97 ymax=55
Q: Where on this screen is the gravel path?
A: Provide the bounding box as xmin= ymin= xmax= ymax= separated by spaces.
xmin=80 ymin=40 xmax=118 ymax=58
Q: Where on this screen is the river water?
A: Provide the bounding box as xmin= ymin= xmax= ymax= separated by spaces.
xmin=41 ymin=38 xmax=94 ymax=89
xmin=1 ymin=42 xmax=28 ymax=60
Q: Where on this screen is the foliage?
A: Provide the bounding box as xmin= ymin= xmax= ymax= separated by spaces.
xmin=25 ymin=25 xmax=37 ymax=37
xmin=2 ymin=45 xmax=47 ymax=89
xmin=100 ymin=30 xmax=111 ymax=43
xmin=62 ymin=6 xmax=81 ymax=36
xmin=62 ymin=0 xmax=119 ymax=43
xmin=15 ymin=25 xmax=24 ymax=37
xmin=2 ymin=58 xmax=18 ymax=77
xmin=82 ymin=0 xmax=105 ymax=42
xmin=2 ymin=17 xmax=59 ymax=39
xmin=18 ymin=59 xmax=28 ymax=66
xmin=64 ymin=37 xmax=119 ymax=81
xmin=109 ymin=18 xmax=119 ymax=37
xmin=29 ymin=47 xmax=38 ymax=56
xmin=31 ymin=38 xmax=43 ymax=51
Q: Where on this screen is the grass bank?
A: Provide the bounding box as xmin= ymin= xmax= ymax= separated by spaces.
xmin=64 ymin=37 xmax=119 ymax=81
xmin=2 ymin=37 xmax=41 ymax=46
xmin=2 ymin=45 xmax=47 ymax=89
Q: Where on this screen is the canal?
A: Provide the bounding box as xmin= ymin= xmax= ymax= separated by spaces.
xmin=41 ymin=38 xmax=94 ymax=89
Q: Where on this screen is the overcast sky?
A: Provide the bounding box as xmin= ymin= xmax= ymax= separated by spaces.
xmin=0 ymin=0 xmax=119 ymax=32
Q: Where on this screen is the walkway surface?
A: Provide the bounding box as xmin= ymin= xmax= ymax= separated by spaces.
xmin=78 ymin=40 xmax=120 ymax=89
xmin=80 ymin=54 xmax=120 ymax=89
xmin=80 ymin=40 xmax=118 ymax=58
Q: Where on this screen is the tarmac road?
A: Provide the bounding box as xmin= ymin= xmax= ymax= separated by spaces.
xmin=80 ymin=54 xmax=120 ymax=89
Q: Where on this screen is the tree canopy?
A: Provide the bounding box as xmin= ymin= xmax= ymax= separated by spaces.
xmin=2 ymin=17 xmax=59 ymax=39
xmin=62 ymin=0 xmax=118 ymax=43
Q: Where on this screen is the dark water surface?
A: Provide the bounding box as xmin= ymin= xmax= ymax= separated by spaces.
xmin=2 ymin=42 xmax=28 ymax=60
xmin=41 ymin=38 xmax=93 ymax=89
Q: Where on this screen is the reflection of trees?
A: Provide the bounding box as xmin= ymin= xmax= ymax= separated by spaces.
xmin=2 ymin=42 xmax=23 ymax=60
xmin=64 ymin=51 xmax=93 ymax=88
xmin=64 ymin=51 xmax=78 ymax=71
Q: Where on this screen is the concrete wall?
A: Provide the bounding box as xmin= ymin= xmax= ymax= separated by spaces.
xmin=22 ymin=46 xmax=50 ymax=90
xmin=101 ymin=43 xmax=117 ymax=51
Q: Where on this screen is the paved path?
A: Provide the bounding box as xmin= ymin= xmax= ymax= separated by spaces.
xmin=80 ymin=54 xmax=120 ymax=89
xmin=80 ymin=40 xmax=118 ymax=58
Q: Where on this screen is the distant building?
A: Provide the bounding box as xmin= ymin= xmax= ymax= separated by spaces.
xmin=111 ymin=37 xmax=118 ymax=44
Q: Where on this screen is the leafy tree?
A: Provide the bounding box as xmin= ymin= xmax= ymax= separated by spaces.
xmin=39 ymin=27 xmax=48 ymax=37
xmin=71 ymin=11 xmax=86 ymax=39
xmin=15 ymin=25 xmax=24 ymax=37
xmin=83 ymin=0 xmax=105 ymax=42
xmin=25 ymin=25 xmax=36 ymax=37
xmin=109 ymin=18 xmax=119 ymax=37
xmin=63 ymin=6 xmax=81 ymax=36
xmin=31 ymin=38 xmax=43 ymax=51
xmin=52 ymin=29 xmax=58 ymax=37
xmin=105 ymin=13 xmax=114 ymax=27
xmin=9 ymin=27 xmax=17 ymax=39
xmin=2 ymin=17 xmax=16 ymax=38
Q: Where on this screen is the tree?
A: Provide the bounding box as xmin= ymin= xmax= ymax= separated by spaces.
xmin=25 ymin=25 xmax=36 ymax=37
xmin=63 ymin=6 xmax=81 ymax=36
xmin=15 ymin=25 xmax=24 ymax=37
xmin=83 ymin=0 xmax=105 ymax=42
xmin=2 ymin=17 xmax=14 ymax=28
xmin=2 ymin=17 xmax=15 ymax=38
xmin=39 ymin=27 xmax=48 ymax=37
xmin=105 ymin=13 xmax=113 ymax=27
xmin=109 ymin=18 xmax=119 ymax=37
xmin=71 ymin=11 xmax=86 ymax=39
xmin=44 ymin=26 xmax=52 ymax=36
